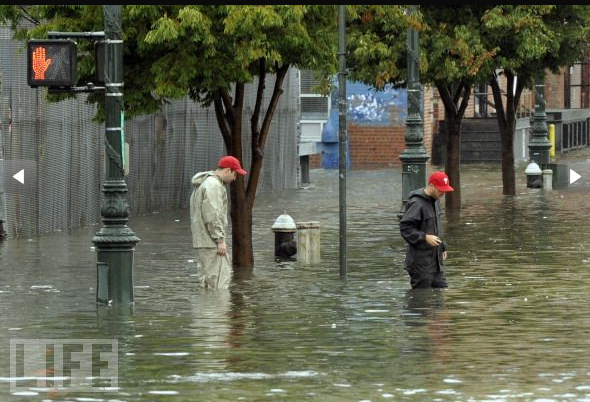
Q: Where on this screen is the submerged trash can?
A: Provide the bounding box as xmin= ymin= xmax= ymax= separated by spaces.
xmin=296 ymin=221 xmax=320 ymax=265
xmin=525 ymin=162 xmax=542 ymax=189
xmin=271 ymin=212 xmax=297 ymax=259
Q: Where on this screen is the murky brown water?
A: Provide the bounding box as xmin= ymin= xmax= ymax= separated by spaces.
xmin=2 ymin=150 xmax=590 ymax=401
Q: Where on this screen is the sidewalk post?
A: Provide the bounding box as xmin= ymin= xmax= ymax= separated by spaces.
xmin=548 ymin=123 xmax=556 ymax=158
xmin=296 ymin=221 xmax=321 ymax=265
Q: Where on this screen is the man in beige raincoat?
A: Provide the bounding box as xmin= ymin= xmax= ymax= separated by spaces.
xmin=190 ymin=156 xmax=247 ymax=289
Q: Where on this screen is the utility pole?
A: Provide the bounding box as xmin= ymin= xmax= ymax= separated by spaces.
xmin=398 ymin=13 xmax=429 ymax=218
xmin=338 ymin=4 xmax=348 ymax=278
xmin=528 ymin=73 xmax=552 ymax=166
xmin=93 ymin=5 xmax=139 ymax=304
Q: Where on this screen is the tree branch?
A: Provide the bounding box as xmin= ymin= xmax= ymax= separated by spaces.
xmin=258 ymin=63 xmax=288 ymax=152
xmin=489 ymin=71 xmax=507 ymax=126
xmin=246 ymin=62 xmax=288 ymax=202
xmin=435 ymin=81 xmax=457 ymax=116
xmin=251 ymin=59 xmax=266 ymax=154
xmin=456 ymin=84 xmax=472 ymax=119
xmin=213 ymin=91 xmax=232 ymax=150
xmin=452 ymin=82 xmax=465 ymax=105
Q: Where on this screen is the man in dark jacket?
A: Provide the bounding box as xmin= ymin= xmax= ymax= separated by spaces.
xmin=399 ymin=171 xmax=454 ymax=289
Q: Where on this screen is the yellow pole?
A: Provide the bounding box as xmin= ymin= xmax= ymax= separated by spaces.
xmin=548 ymin=123 xmax=555 ymax=158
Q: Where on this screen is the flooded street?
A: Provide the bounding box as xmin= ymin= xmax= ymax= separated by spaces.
xmin=2 ymin=150 xmax=590 ymax=401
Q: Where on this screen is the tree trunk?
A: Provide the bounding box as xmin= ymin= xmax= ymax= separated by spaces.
xmin=435 ymin=81 xmax=471 ymax=215
xmin=212 ymin=85 xmax=256 ymax=272
xmin=230 ymin=185 xmax=253 ymax=269
xmin=213 ymin=63 xmax=290 ymax=272
xmin=499 ymin=122 xmax=516 ymax=195
xmin=444 ymin=113 xmax=462 ymax=213
xmin=489 ymin=70 xmax=521 ymax=196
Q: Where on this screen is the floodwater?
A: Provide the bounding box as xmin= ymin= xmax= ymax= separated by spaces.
xmin=2 ymin=149 xmax=590 ymax=401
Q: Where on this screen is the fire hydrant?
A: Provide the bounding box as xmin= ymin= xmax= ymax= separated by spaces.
xmin=271 ymin=211 xmax=297 ymax=259
xmin=525 ymin=162 xmax=543 ymax=189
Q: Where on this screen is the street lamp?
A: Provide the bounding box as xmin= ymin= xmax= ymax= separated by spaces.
xmin=398 ymin=20 xmax=429 ymax=218
xmin=528 ymin=73 xmax=552 ymax=166
xmin=92 ymin=5 xmax=139 ymax=305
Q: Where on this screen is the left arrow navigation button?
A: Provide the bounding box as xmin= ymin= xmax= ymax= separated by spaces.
xmin=13 ymin=169 xmax=25 ymax=184
xmin=1 ymin=159 xmax=37 ymax=195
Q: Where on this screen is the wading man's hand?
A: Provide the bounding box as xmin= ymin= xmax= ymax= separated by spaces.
xmin=425 ymin=234 xmax=442 ymax=247
xmin=216 ymin=240 xmax=227 ymax=256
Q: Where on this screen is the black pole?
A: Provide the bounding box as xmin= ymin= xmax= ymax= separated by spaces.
xmin=300 ymin=155 xmax=310 ymax=185
xmin=338 ymin=5 xmax=347 ymax=278
xmin=92 ymin=5 xmax=139 ymax=305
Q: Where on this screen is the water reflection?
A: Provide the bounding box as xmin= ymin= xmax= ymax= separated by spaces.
xmin=403 ymin=289 xmax=451 ymax=364
xmin=190 ymin=290 xmax=232 ymax=350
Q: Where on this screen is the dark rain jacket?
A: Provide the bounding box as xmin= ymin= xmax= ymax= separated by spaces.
xmin=399 ymin=189 xmax=446 ymax=273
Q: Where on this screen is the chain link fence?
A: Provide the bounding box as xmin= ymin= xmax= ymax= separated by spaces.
xmin=0 ymin=25 xmax=299 ymax=238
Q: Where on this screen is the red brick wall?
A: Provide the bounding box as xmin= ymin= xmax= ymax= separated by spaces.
xmin=310 ymin=87 xmax=437 ymax=169
xmin=545 ymin=67 xmax=566 ymax=109
xmin=310 ymin=154 xmax=321 ymax=168
xmin=348 ymin=124 xmax=406 ymax=168
xmin=320 ymin=67 xmax=570 ymax=170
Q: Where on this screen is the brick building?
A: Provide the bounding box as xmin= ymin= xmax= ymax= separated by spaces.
xmin=304 ymin=64 xmax=589 ymax=169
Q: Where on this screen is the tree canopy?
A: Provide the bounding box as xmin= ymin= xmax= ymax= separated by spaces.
xmin=1 ymin=5 xmax=338 ymax=119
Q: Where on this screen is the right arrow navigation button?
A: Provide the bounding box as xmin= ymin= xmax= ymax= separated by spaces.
xmin=570 ymin=169 xmax=581 ymax=184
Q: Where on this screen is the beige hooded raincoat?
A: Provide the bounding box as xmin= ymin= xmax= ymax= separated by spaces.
xmin=190 ymin=171 xmax=232 ymax=289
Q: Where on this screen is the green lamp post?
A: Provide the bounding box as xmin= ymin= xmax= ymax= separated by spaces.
xmin=528 ymin=74 xmax=552 ymax=166
xmin=398 ymin=23 xmax=429 ymax=218
xmin=93 ymin=5 xmax=140 ymax=305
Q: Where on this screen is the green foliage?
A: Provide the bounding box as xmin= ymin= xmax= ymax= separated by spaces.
xmin=420 ymin=6 xmax=496 ymax=86
xmin=346 ymin=5 xmax=590 ymax=93
xmin=480 ymin=5 xmax=590 ymax=84
xmin=135 ymin=5 xmax=338 ymax=105
xmin=347 ymin=5 xmax=410 ymax=89
xmin=0 ymin=5 xmax=339 ymax=118
xmin=347 ymin=6 xmax=495 ymax=89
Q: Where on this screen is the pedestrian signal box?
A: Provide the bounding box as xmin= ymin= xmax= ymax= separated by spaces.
xmin=27 ymin=39 xmax=77 ymax=88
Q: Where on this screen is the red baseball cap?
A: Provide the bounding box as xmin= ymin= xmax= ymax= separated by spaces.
xmin=428 ymin=171 xmax=454 ymax=192
xmin=218 ymin=155 xmax=247 ymax=175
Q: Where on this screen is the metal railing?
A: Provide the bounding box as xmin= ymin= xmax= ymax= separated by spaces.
xmin=546 ymin=109 xmax=590 ymax=153
xmin=473 ymin=88 xmax=534 ymax=119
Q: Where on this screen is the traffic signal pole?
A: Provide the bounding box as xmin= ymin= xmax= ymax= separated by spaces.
xmin=28 ymin=6 xmax=138 ymax=305
xmin=92 ymin=5 xmax=139 ymax=305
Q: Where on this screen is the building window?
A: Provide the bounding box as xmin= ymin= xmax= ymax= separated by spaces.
xmin=566 ymin=56 xmax=590 ymax=109
xmin=300 ymin=69 xmax=329 ymax=121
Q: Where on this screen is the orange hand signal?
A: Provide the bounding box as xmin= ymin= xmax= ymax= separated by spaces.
xmin=32 ymin=46 xmax=52 ymax=80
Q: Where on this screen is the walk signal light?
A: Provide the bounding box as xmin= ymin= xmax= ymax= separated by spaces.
xmin=27 ymin=39 xmax=77 ymax=88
